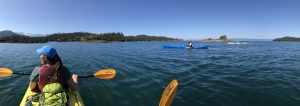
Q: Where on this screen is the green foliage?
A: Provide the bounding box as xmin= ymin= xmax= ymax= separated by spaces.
xmin=219 ymin=35 xmax=227 ymax=40
xmin=0 ymin=35 xmax=32 ymax=43
xmin=124 ymin=35 xmax=178 ymax=41
xmin=0 ymin=32 xmax=179 ymax=43
xmin=273 ymin=36 xmax=300 ymax=41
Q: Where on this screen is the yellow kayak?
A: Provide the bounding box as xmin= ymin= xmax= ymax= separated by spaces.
xmin=19 ymin=87 xmax=84 ymax=106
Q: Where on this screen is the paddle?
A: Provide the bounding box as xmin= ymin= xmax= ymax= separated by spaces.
xmin=0 ymin=68 xmax=116 ymax=80
xmin=159 ymin=79 xmax=178 ymax=106
xmin=78 ymin=68 xmax=116 ymax=80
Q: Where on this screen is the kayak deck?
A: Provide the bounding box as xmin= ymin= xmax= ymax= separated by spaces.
xmin=20 ymin=87 xmax=84 ymax=106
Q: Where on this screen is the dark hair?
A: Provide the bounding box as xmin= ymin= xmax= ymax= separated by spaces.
xmin=44 ymin=54 xmax=65 ymax=85
xmin=47 ymin=55 xmax=63 ymax=71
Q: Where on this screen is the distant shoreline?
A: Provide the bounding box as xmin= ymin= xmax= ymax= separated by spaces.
xmin=0 ymin=30 xmax=181 ymax=43
xmin=80 ymin=40 xmax=112 ymax=43
xmin=273 ymin=36 xmax=300 ymax=42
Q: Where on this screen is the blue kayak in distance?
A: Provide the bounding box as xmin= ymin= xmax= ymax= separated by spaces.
xmin=163 ymin=45 xmax=208 ymax=49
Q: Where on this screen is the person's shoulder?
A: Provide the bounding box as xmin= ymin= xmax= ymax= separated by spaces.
xmin=33 ymin=66 xmax=40 ymax=71
xmin=30 ymin=66 xmax=40 ymax=82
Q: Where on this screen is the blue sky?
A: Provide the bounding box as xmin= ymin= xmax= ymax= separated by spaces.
xmin=0 ymin=0 xmax=299 ymax=40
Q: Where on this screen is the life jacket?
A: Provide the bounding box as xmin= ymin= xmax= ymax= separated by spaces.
xmin=38 ymin=65 xmax=65 ymax=92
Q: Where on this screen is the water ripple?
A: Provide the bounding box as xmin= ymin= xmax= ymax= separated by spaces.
xmin=1 ymin=41 xmax=300 ymax=106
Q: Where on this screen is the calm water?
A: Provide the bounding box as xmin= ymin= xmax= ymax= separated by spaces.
xmin=0 ymin=41 xmax=300 ymax=106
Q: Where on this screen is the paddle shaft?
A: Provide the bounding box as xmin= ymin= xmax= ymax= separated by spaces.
xmin=13 ymin=72 xmax=93 ymax=78
xmin=78 ymin=75 xmax=94 ymax=78
xmin=13 ymin=72 xmax=31 ymax=75
xmin=1 ymin=68 xmax=115 ymax=79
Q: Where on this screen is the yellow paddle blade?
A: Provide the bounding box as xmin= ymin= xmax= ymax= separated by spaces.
xmin=94 ymin=69 xmax=116 ymax=80
xmin=0 ymin=68 xmax=13 ymax=77
xmin=159 ymin=80 xmax=178 ymax=106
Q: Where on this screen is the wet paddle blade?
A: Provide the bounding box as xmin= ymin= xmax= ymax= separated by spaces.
xmin=159 ymin=80 xmax=178 ymax=106
xmin=0 ymin=68 xmax=13 ymax=77
xmin=94 ymin=69 xmax=116 ymax=79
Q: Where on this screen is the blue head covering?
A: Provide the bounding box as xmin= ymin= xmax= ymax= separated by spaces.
xmin=36 ymin=45 xmax=57 ymax=59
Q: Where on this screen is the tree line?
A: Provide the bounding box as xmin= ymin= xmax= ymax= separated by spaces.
xmin=273 ymin=36 xmax=300 ymax=42
xmin=0 ymin=32 xmax=180 ymax=43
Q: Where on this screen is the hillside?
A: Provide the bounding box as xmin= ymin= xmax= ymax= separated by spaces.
xmin=0 ymin=30 xmax=180 ymax=43
xmin=273 ymin=36 xmax=300 ymax=42
xmin=0 ymin=30 xmax=23 ymax=37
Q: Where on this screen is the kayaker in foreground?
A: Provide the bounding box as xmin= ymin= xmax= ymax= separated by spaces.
xmin=30 ymin=45 xmax=78 ymax=91
xmin=28 ymin=45 xmax=78 ymax=105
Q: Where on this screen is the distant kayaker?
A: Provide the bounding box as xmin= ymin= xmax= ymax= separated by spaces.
xmin=29 ymin=45 xmax=78 ymax=91
xmin=187 ymin=41 xmax=193 ymax=47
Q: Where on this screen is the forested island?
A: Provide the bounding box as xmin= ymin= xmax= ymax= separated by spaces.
xmin=273 ymin=36 xmax=300 ymax=42
xmin=201 ymin=35 xmax=228 ymax=42
xmin=0 ymin=30 xmax=180 ymax=43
